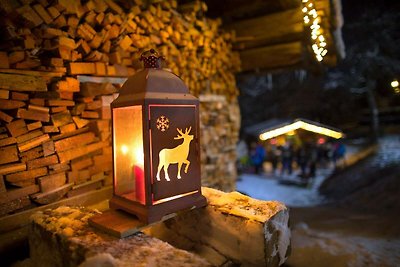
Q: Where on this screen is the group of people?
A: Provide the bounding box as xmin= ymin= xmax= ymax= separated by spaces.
xmin=239 ymin=140 xmax=346 ymax=180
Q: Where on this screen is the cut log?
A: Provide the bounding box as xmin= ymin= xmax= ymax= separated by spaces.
xmin=0 ymin=52 xmax=10 ymax=69
xmin=52 ymin=127 xmax=89 ymax=141
xmin=27 ymin=154 xmax=58 ymax=170
xmin=67 ymin=178 xmax=103 ymax=197
xmin=147 ymin=187 xmax=291 ymax=267
xmin=18 ymin=134 xmax=50 ymax=152
xmin=0 ymin=110 xmax=13 ymax=123
xmin=31 ymin=183 xmax=73 ymax=205
xmin=0 ymin=163 xmax=26 ymax=176
xmin=0 ymin=145 xmax=19 ymax=165
xmin=38 ymin=172 xmax=66 ymax=192
xmin=48 ymin=163 xmax=70 ymax=174
xmin=86 ymin=100 xmax=102 ymax=110
xmin=58 ymin=36 xmax=76 ymax=50
xmin=30 ymin=98 xmax=45 ymax=106
xmin=6 ymin=119 xmax=28 ymax=137
xmin=57 ymin=141 xmax=108 ymax=163
xmin=27 ymin=121 xmax=43 ymax=131
xmin=28 ymin=105 xmax=50 ymax=113
xmin=6 ymin=167 xmax=48 ymax=187
xmin=81 ymin=111 xmax=99 ymax=119
xmin=71 ymin=156 xmax=93 ymax=171
xmin=80 ymin=82 xmax=117 ymax=97
xmin=68 ymin=62 xmax=96 ymax=75
xmin=51 ymin=110 xmax=72 ymax=127
xmin=19 ymin=146 xmax=43 ymax=162
xmin=29 ymin=206 xmax=211 ymax=267
xmin=0 ymin=73 xmax=47 ymax=92
xmin=17 ymin=108 xmax=50 ymax=122
xmin=11 ymin=92 xmax=29 ymax=101
xmin=0 ymin=90 xmax=9 ymax=99
xmin=0 ymin=175 xmax=5 ymax=193
xmin=54 ymin=132 xmax=95 ymax=152
xmin=51 ymin=106 xmax=68 ymax=113
xmin=59 ymin=123 xmax=76 ymax=134
xmin=0 ymin=99 xmax=25 ymax=110
xmin=55 ymin=77 xmax=80 ymax=92
xmin=16 ymin=129 xmax=44 ymax=144
xmin=0 ymin=137 xmax=17 ymax=147
xmin=8 ymin=51 xmax=25 ymax=65
xmin=72 ymin=116 xmax=89 ymax=128
xmin=42 ymin=140 xmax=55 ymax=157
xmin=43 ymin=125 xmax=59 ymax=133
xmin=32 ymin=4 xmax=53 ymax=24
xmin=47 ymin=100 xmax=75 ymax=106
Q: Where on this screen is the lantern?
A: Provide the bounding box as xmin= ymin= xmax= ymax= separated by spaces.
xmin=110 ymin=50 xmax=207 ymax=224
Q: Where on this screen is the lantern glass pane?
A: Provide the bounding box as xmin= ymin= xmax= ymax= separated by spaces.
xmin=113 ymin=106 xmax=145 ymax=204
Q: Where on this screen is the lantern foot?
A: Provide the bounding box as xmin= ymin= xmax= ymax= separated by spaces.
xmin=89 ymin=209 xmax=148 ymax=238
xmin=108 ymin=192 xmax=207 ymax=226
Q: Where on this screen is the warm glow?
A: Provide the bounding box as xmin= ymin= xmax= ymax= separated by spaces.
xmin=153 ymin=190 xmax=198 ymax=205
xmin=121 ymin=145 xmax=129 ymax=155
xmin=259 ymin=120 xmax=343 ymax=141
xmin=287 ymin=130 xmax=295 ymax=136
xmin=391 ymin=80 xmax=399 ymax=88
xmin=302 ymin=0 xmax=328 ymax=62
xmin=113 ymin=105 xmax=144 ymax=203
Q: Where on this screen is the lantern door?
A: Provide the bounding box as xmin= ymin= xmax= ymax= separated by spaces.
xmin=112 ymin=105 xmax=146 ymax=205
xmin=148 ymin=104 xmax=200 ymax=203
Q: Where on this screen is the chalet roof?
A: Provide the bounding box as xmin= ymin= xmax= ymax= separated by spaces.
xmin=245 ymin=118 xmax=344 ymax=140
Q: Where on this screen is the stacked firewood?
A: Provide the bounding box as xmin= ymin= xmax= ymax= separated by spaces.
xmin=199 ymin=95 xmax=240 ymax=191
xmin=0 ymin=0 xmax=240 ymax=216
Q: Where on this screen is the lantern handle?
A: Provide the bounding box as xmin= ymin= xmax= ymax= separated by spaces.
xmin=140 ymin=49 xmax=165 ymax=69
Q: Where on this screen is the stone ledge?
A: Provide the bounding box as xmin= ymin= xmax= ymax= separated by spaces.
xmin=28 ymin=187 xmax=290 ymax=267
xmin=29 ymin=206 xmax=211 ymax=267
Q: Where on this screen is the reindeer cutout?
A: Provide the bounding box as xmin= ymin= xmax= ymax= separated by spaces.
xmin=156 ymin=127 xmax=193 ymax=182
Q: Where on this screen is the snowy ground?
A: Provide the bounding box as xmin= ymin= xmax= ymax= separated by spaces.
xmin=236 ymin=170 xmax=330 ymax=207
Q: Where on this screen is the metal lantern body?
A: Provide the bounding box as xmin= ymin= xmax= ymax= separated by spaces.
xmin=110 ymin=59 xmax=206 ymax=224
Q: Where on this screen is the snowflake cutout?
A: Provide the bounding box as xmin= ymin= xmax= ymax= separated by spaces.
xmin=156 ymin=116 xmax=170 ymax=132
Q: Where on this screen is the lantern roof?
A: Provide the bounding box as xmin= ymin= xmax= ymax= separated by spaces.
xmin=112 ymin=68 xmax=196 ymax=107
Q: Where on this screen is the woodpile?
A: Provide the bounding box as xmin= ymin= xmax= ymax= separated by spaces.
xmin=0 ymin=0 xmax=240 ymax=216
xmin=199 ymin=95 xmax=240 ymax=191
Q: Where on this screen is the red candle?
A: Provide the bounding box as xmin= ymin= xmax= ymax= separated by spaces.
xmin=134 ymin=165 xmax=145 ymax=204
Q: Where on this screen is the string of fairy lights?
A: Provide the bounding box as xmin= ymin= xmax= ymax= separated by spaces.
xmin=302 ymin=0 xmax=328 ymax=62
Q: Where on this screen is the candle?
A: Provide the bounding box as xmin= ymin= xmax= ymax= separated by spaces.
xmin=134 ymin=165 xmax=145 ymax=204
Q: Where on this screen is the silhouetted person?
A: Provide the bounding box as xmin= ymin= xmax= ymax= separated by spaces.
xmin=296 ymin=146 xmax=308 ymax=178
xmin=250 ymin=142 xmax=266 ymax=175
xmin=280 ymin=143 xmax=293 ymax=175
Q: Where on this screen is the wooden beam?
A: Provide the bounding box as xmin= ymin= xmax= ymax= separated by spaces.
xmin=239 ymin=41 xmax=302 ymax=71
xmin=226 ymin=8 xmax=303 ymax=50
xmin=0 ymin=73 xmax=47 ymax=92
